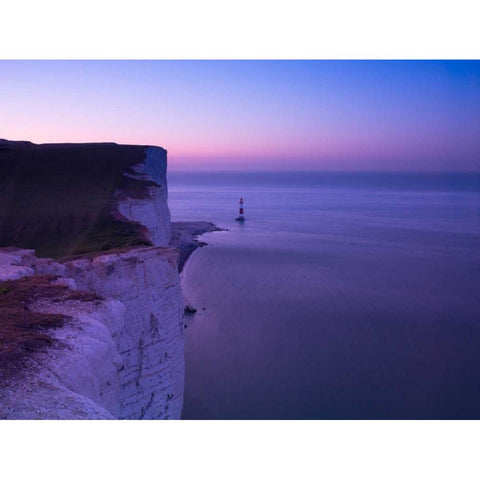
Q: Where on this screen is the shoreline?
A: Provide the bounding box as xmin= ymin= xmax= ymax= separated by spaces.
xmin=170 ymin=221 xmax=224 ymax=272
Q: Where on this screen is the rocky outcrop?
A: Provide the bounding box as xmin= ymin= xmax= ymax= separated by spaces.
xmin=170 ymin=221 xmax=224 ymax=271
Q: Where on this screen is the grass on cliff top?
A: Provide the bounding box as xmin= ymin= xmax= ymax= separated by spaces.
xmin=0 ymin=275 xmax=100 ymax=381
xmin=0 ymin=142 xmax=159 ymax=258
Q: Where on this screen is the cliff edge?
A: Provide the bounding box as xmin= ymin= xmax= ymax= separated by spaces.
xmin=0 ymin=141 xmax=190 ymax=419
xmin=0 ymin=140 xmax=170 ymax=258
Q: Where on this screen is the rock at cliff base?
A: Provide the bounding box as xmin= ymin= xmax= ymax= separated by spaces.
xmin=184 ymin=305 xmax=197 ymax=315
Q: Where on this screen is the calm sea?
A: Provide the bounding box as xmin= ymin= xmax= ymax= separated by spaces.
xmin=168 ymin=172 xmax=480 ymax=419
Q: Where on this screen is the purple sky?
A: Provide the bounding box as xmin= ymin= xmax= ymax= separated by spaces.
xmin=1 ymin=60 xmax=479 ymax=171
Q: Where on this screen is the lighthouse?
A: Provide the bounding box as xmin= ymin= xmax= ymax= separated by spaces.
xmin=236 ymin=197 xmax=245 ymax=221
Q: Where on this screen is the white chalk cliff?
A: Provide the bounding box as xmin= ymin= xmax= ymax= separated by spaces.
xmin=117 ymin=147 xmax=172 ymax=247
xmin=0 ymin=146 xmax=185 ymax=420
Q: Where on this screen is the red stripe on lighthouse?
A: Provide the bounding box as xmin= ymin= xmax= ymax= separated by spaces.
xmin=236 ymin=197 xmax=245 ymax=221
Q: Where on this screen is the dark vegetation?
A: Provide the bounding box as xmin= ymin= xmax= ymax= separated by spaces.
xmin=0 ymin=274 xmax=100 ymax=380
xmin=0 ymin=140 xmax=162 ymax=258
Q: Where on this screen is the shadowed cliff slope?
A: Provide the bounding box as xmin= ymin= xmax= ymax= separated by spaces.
xmin=0 ymin=140 xmax=166 ymax=258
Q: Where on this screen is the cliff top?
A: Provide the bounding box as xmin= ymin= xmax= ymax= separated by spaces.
xmin=0 ymin=140 xmax=166 ymax=258
xmin=0 ymin=273 xmax=100 ymax=382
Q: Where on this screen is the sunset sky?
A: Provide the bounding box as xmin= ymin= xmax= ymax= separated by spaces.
xmin=1 ymin=60 xmax=479 ymax=171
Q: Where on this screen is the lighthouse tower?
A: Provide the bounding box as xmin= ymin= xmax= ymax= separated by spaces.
xmin=236 ymin=197 xmax=245 ymax=221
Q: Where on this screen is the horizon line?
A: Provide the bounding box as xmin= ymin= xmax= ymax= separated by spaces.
xmin=167 ymin=168 xmax=480 ymax=174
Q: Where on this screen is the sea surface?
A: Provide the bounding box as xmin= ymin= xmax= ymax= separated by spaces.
xmin=168 ymin=172 xmax=480 ymax=419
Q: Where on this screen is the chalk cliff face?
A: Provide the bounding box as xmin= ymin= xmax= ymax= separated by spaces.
xmin=64 ymin=246 xmax=184 ymax=419
xmin=117 ymin=147 xmax=172 ymax=247
xmin=0 ymin=143 xmax=185 ymax=420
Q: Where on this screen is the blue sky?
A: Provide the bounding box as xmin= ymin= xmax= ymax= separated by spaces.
xmin=1 ymin=60 xmax=479 ymax=170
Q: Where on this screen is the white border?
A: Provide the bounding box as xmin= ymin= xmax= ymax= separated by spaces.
xmin=1 ymin=420 xmax=479 ymax=479
xmin=1 ymin=1 xmax=479 ymax=59
xmin=1 ymin=2 xmax=479 ymax=479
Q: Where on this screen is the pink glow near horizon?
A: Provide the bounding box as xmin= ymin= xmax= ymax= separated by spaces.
xmin=1 ymin=61 xmax=479 ymax=171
